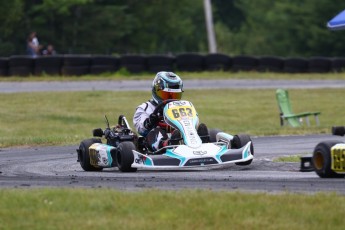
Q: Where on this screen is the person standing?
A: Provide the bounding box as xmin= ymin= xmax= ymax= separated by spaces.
xmin=26 ymin=32 xmax=41 ymax=57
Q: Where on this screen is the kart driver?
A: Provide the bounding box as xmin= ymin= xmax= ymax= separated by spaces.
xmin=133 ymin=71 xmax=183 ymax=151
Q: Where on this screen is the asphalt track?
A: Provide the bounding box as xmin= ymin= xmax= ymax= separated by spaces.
xmin=1 ymin=79 xmax=345 ymax=93
xmin=1 ymin=79 xmax=344 ymax=193
xmin=1 ymin=134 xmax=344 ymax=193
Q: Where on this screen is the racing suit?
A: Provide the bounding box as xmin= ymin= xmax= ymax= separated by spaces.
xmin=133 ymin=100 xmax=168 ymax=151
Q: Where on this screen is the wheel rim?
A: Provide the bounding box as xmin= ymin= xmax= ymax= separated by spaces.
xmin=314 ymin=151 xmax=324 ymax=170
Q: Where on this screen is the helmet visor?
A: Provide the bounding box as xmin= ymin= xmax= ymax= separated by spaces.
xmin=156 ymin=89 xmax=182 ymax=101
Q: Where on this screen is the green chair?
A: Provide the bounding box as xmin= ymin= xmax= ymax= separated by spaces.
xmin=276 ymin=88 xmax=321 ymax=127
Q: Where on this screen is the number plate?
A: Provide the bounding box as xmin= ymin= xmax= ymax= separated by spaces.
xmin=331 ymin=144 xmax=345 ymax=173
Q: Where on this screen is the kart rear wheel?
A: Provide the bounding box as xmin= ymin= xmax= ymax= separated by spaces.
xmin=312 ymin=141 xmax=343 ymax=178
xmin=116 ymin=141 xmax=137 ymax=172
xmin=232 ymin=134 xmax=254 ymax=166
xmin=197 ymin=123 xmax=209 ymax=143
xmin=209 ymin=128 xmax=222 ymax=142
xmin=78 ymin=138 xmax=103 ymax=171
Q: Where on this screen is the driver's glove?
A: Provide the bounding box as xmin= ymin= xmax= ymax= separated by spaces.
xmin=144 ymin=113 xmax=159 ymax=130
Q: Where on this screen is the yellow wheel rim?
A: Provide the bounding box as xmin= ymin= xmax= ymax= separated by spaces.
xmin=314 ymin=152 xmax=324 ymax=170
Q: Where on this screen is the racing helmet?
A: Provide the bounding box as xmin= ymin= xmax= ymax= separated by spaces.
xmin=152 ymin=71 xmax=183 ymax=104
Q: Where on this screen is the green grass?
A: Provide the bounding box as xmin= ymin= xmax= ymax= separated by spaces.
xmin=0 ymin=88 xmax=343 ymax=147
xmin=2 ymin=71 xmax=345 ymax=81
xmin=0 ymin=189 xmax=344 ymax=230
xmin=273 ymin=154 xmax=309 ymax=162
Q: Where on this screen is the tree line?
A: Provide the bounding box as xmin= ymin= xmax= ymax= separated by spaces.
xmin=1 ymin=0 xmax=345 ymax=57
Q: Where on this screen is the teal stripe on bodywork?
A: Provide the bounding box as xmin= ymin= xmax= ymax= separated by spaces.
xmin=106 ymin=145 xmax=113 ymax=166
xmin=243 ymin=143 xmax=250 ymax=158
xmin=164 ymin=150 xmax=186 ymax=166
xmin=144 ymin=157 xmax=153 ymax=166
xmin=215 ymin=145 xmax=229 ymax=162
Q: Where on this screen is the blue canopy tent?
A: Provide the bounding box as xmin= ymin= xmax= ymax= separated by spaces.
xmin=328 ymin=9 xmax=345 ymax=30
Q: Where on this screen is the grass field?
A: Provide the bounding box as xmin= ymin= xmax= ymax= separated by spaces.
xmin=0 ymin=88 xmax=343 ymax=147
xmin=0 ymin=189 xmax=344 ymax=230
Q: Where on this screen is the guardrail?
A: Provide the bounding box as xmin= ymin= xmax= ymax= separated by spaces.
xmin=0 ymin=53 xmax=344 ymax=76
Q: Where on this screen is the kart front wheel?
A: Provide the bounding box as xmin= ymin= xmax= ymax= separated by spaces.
xmin=116 ymin=141 xmax=137 ymax=172
xmin=232 ymin=134 xmax=254 ymax=166
xmin=78 ymin=138 xmax=103 ymax=171
xmin=313 ymin=141 xmax=343 ymax=178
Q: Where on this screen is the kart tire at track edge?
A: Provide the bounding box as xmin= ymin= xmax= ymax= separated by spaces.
xmin=78 ymin=138 xmax=103 ymax=171
xmin=232 ymin=134 xmax=254 ymax=166
xmin=312 ymin=140 xmax=344 ymax=178
xmin=116 ymin=141 xmax=137 ymax=172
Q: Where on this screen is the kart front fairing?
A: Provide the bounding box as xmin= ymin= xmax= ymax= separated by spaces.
xmin=131 ymin=141 xmax=253 ymax=170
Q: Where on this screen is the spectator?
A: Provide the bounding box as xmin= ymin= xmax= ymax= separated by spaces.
xmin=42 ymin=44 xmax=57 ymax=56
xmin=26 ymin=32 xmax=41 ymax=57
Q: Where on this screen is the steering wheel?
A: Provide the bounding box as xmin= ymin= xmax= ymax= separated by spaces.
xmin=151 ymin=99 xmax=178 ymax=130
xmin=152 ymin=99 xmax=178 ymax=116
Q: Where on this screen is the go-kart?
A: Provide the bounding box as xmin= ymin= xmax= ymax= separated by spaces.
xmin=312 ymin=126 xmax=345 ymax=178
xmin=76 ymin=99 xmax=254 ymax=172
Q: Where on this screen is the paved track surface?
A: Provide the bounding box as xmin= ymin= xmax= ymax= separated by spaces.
xmin=1 ymin=134 xmax=344 ymax=193
xmin=2 ymin=79 xmax=345 ymax=93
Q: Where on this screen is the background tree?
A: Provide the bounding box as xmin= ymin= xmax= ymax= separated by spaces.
xmin=1 ymin=0 xmax=345 ymax=57
xmin=214 ymin=0 xmax=345 ymax=57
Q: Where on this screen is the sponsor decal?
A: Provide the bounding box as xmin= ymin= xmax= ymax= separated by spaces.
xmin=135 ymin=155 xmax=148 ymax=165
xmin=172 ymin=101 xmax=187 ymax=106
xmin=89 ymin=149 xmax=101 ymax=166
xmin=189 ymin=158 xmax=214 ymax=164
xmin=193 ymin=150 xmax=207 ymax=156
xmin=184 ymin=157 xmax=218 ymax=166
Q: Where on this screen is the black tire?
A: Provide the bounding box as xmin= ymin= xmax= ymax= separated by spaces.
xmin=120 ymin=55 xmax=147 ymax=73
xmin=90 ymin=65 xmax=118 ymax=74
xmin=232 ymin=134 xmax=254 ymax=166
xmin=308 ymin=57 xmax=331 ymax=73
xmin=197 ymin=123 xmax=209 ymax=143
xmin=147 ymin=55 xmax=175 ymax=73
xmin=176 ymin=53 xmax=205 ymax=72
xmin=78 ymin=138 xmax=103 ymax=171
xmin=9 ymin=56 xmax=34 ymax=76
xmin=283 ymin=58 xmax=308 ymax=73
xmin=312 ymin=141 xmax=344 ymax=178
xmin=258 ymin=56 xmax=284 ymax=72
xmin=63 ymin=55 xmax=91 ymax=66
xmin=332 ymin=126 xmax=345 ymax=136
xmin=34 ymin=56 xmax=63 ymax=75
xmin=208 ymin=128 xmax=222 ymax=142
xmin=0 ymin=58 xmax=8 ymax=76
xmin=61 ymin=55 xmax=91 ymax=76
xmin=205 ymin=53 xmax=232 ymax=71
xmin=91 ymin=55 xmax=119 ymax=66
xmin=34 ymin=66 xmax=61 ymax=75
xmin=231 ymin=55 xmax=258 ymax=72
xmin=9 ymin=67 xmax=33 ymax=76
xmin=61 ymin=66 xmax=90 ymax=76
xmin=90 ymin=56 xmax=119 ymax=74
xmin=116 ymin=141 xmax=137 ymax=172
xmin=331 ymin=58 xmax=345 ymax=72
xmin=35 ymin=56 xmax=63 ymax=66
